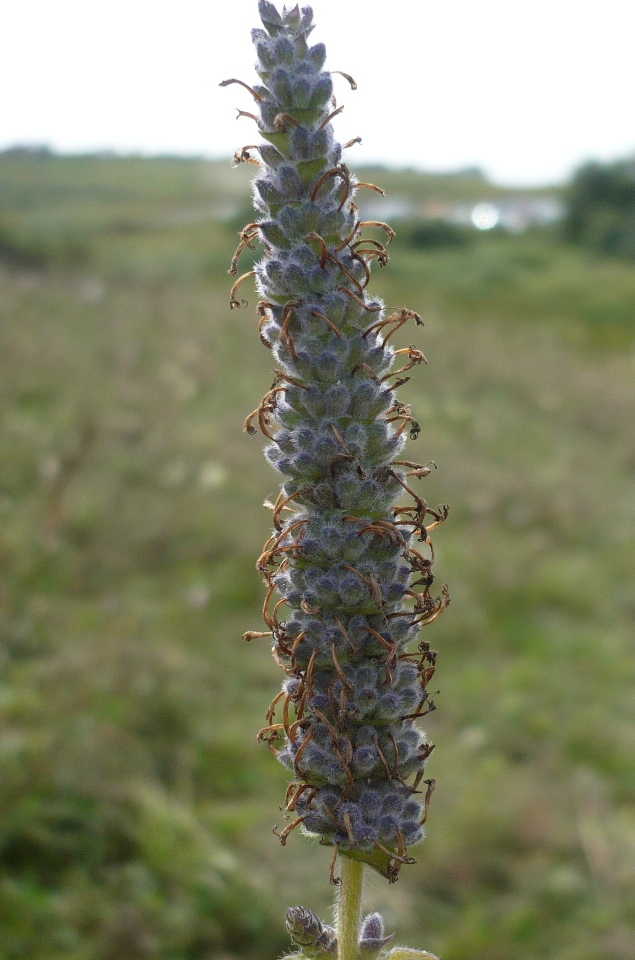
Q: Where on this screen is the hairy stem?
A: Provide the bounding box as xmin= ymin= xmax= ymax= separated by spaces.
xmin=337 ymin=858 xmax=364 ymax=960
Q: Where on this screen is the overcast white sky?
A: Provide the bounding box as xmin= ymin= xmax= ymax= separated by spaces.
xmin=3 ymin=0 xmax=634 ymax=186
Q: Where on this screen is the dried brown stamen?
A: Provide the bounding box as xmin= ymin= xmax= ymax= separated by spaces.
xmin=274 ymin=815 xmax=307 ymax=845
xmin=319 ymin=104 xmax=345 ymax=129
xmin=331 ymin=70 xmax=357 ymax=90
xmin=219 ymin=77 xmax=263 ymax=102
xmin=229 ymin=269 xmax=256 ymax=308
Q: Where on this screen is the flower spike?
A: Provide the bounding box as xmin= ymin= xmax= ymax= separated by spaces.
xmin=225 ymin=0 xmax=449 ymax=900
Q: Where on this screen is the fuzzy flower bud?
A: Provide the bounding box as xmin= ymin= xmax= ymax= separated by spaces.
xmin=359 ymin=912 xmax=395 ymax=957
xmin=228 ymin=1 xmax=449 ymax=883
xmin=286 ymin=905 xmax=337 ymax=956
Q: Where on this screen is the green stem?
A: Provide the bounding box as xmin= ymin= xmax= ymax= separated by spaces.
xmin=336 ymin=857 xmax=364 ymax=960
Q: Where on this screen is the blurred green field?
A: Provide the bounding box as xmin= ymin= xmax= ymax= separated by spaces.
xmin=0 ymin=151 xmax=634 ymax=960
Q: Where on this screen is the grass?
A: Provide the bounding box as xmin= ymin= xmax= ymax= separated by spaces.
xmin=0 ymin=151 xmax=634 ymax=960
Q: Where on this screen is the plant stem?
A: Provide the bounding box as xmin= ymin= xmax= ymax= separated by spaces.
xmin=337 ymin=858 xmax=364 ymax=960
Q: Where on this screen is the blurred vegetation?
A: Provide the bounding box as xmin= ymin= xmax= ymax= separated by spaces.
xmin=0 ymin=150 xmax=634 ymax=960
xmin=564 ymin=157 xmax=635 ymax=260
xmin=400 ymin=219 xmax=472 ymax=250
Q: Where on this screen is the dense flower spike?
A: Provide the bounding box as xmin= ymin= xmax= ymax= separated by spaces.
xmin=227 ymin=2 xmax=449 ymax=883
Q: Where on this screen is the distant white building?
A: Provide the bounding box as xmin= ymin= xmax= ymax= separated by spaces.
xmin=359 ymin=194 xmax=563 ymax=233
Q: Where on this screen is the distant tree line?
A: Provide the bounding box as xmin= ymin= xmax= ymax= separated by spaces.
xmin=564 ymin=156 xmax=635 ymax=259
